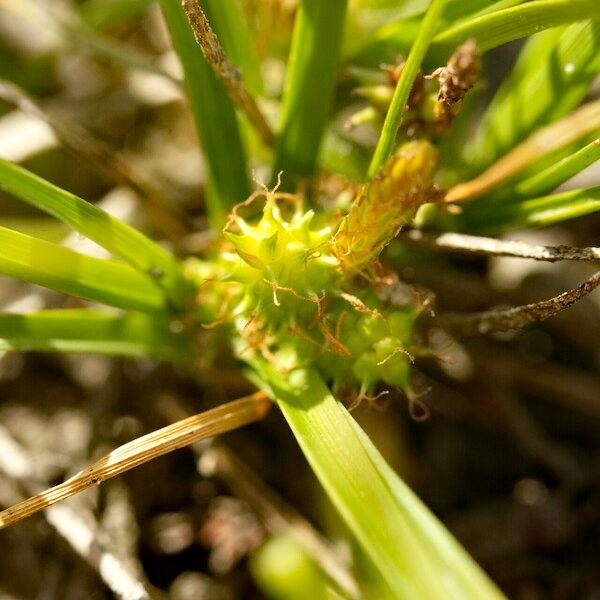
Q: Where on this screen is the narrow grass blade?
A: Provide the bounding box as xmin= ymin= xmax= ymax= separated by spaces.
xmin=347 ymin=415 xmax=505 ymax=600
xmin=159 ymin=0 xmax=249 ymax=226
xmin=273 ymin=0 xmax=348 ymax=184
xmin=458 ymin=186 xmax=600 ymax=233
xmin=0 ymin=309 xmax=185 ymax=359
xmin=0 ymin=159 xmax=187 ymax=308
xmin=368 ymin=0 xmax=446 ymax=175
xmin=429 ymin=0 xmax=600 ymax=61
xmin=0 ymin=218 xmax=68 ymax=243
xmin=351 ymin=0 xmax=525 ymax=65
xmin=250 ymin=359 xmax=504 ymax=598
xmin=462 ymin=20 xmax=600 ymax=172
xmin=516 ymin=139 xmax=600 ymax=198
xmin=467 ymin=0 xmax=526 ymax=19
xmin=0 ymin=226 xmax=167 ymax=313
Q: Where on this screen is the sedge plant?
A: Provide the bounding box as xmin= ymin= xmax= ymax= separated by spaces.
xmin=0 ymin=0 xmax=599 ymax=597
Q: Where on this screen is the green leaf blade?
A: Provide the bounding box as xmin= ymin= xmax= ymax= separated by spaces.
xmin=515 ymin=139 xmax=600 ymax=198
xmin=273 ymin=0 xmax=348 ymax=184
xmin=0 ymin=159 xmax=187 ymax=308
xmin=350 ymin=0 xmax=526 ymax=66
xmin=251 ymin=358 xmax=504 ymax=599
xmin=0 ymin=309 xmax=185 ymax=359
xmin=462 ymin=20 xmax=600 ymax=173
xmin=0 ymin=226 xmax=167 ymax=313
xmin=429 ymin=0 xmax=600 ymax=61
xmin=347 ymin=417 xmax=505 ymax=600
xmin=459 ymin=186 xmax=600 ymax=233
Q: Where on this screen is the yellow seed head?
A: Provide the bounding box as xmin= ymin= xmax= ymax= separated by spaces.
xmin=330 ymin=140 xmax=438 ymax=275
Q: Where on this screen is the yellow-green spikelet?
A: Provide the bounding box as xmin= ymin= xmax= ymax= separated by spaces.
xmin=331 ymin=140 xmax=438 ymax=276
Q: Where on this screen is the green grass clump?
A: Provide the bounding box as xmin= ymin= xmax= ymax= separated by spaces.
xmin=0 ymin=0 xmax=598 ymax=596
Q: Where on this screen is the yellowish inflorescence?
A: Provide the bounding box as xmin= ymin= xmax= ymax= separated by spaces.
xmin=186 ymin=140 xmax=439 ymax=407
xmin=330 ymin=140 xmax=439 ymax=275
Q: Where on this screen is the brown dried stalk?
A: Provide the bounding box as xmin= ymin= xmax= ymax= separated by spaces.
xmin=0 ymin=392 xmax=270 ymax=529
xmin=436 ymin=271 xmax=600 ymax=335
xmin=181 ymin=0 xmax=274 ymax=146
xmin=445 ymin=99 xmax=600 ymax=203
xmin=0 ymin=79 xmax=187 ymax=242
xmin=399 ymin=230 xmax=600 ymax=262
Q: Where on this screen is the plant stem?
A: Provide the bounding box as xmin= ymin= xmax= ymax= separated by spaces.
xmin=273 ymin=0 xmax=348 ymax=185
xmin=369 ymin=0 xmax=446 ymax=176
xmin=516 ymin=138 xmax=600 ymax=198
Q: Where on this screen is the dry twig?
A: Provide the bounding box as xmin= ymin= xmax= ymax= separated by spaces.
xmin=181 ymin=0 xmax=274 ymax=146
xmin=0 ymin=392 xmax=270 ymax=529
xmin=436 ymin=271 xmax=600 ymax=335
xmin=399 ymin=230 xmax=600 ymax=262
